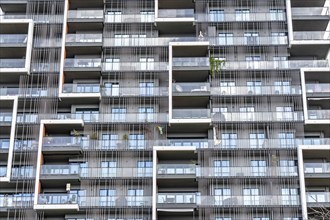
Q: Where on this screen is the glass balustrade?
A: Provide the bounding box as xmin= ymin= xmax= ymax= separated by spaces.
xmin=306 ymin=192 xmax=330 ymax=204
xmin=304 ymin=163 xmax=330 ymax=174
xmin=158 ymin=9 xmax=194 ymax=18
xmin=64 ymin=58 xmax=101 ymax=68
xmin=211 ymin=85 xmax=301 ymax=95
xmin=68 ymin=10 xmax=103 ymax=19
xmin=0 ymin=59 xmax=25 ymax=68
xmin=157 ymin=164 xmax=196 ymax=175
xmin=172 ymin=109 xmax=211 ymax=119
xmin=173 ymin=83 xmax=210 ymax=93
xmin=0 ymin=34 xmax=28 ymax=44
xmin=196 ymin=12 xmax=286 ymax=22
xmin=172 ymin=57 xmax=209 ymax=67
xmin=306 ymin=84 xmax=330 ymax=94
xmin=66 ymin=34 xmax=102 ymax=43
xmin=308 ymin=110 xmax=330 ymax=120
xmin=293 ymin=31 xmax=330 ymax=40
xmin=62 ymin=84 xmax=100 ymax=93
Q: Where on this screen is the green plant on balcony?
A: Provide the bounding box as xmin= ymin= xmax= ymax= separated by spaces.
xmin=209 ymin=56 xmax=226 ymax=78
xmin=122 ymin=134 xmax=129 ymax=141
xmin=72 ymin=129 xmax=81 ymax=137
xmin=90 ymin=132 xmax=99 ymax=140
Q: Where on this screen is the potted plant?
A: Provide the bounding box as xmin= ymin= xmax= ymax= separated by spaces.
xmin=209 ymin=56 xmax=226 ymax=78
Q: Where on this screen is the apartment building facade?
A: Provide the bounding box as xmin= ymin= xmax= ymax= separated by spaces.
xmin=0 ymin=0 xmax=329 ymax=220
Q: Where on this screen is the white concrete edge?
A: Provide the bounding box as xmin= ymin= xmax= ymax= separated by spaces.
xmin=155 ymin=0 xmax=158 ymax=19
xmin=291 ymin=40 xmax=330 ymax=45
xmin=168 ymin=45 xmax=173 ymax=121
xmin=0 ymin=19 xmax=33 ymax=23
xmin=155 ymin=18 xmax=194 ymax=22
xmin=305 ymin=119 xmax=330 ymax=124
xmin=169 ymin=119 xmax=212 ymax=124
xmin=59 ymin=93 xmax=101 ymax=99
xmin=169 ymin=42 xmax=209 ymax=46
xmin=58 ymin=0 xmax=69 ymax=96
xmin=153 ymin=146 xmax=196 ymax=151
xmin=25 ymin=20 xmax=34 ymax=75
xmin=297 ymin=146 xmax=308 ymax=220
xmin=34 ymin=204 xmax=79 ymax=211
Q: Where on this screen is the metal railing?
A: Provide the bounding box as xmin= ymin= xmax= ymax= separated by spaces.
xmin=211 ymin=85 xmax=301 ymax=96
xmin=173 ymin=83 xmax=210 ymax=93
xmin=308 ymin=110 xmax=330 ymax=120
xmin=304 ymin=163 xmax=330 ymax=174
xmin=172 ymin=109 xmax=211 ymax=119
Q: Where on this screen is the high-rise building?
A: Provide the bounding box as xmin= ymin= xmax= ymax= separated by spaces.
xmin=0 ymin=0 xmax=329 ymax=220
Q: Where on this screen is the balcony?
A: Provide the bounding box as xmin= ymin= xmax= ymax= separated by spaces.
xmin=65 ymin=34 xmax=102 ymax=46
xmin=0 ymin=59 xmax=25 ymax=68
xmin=158 ymin=193 xmax=198 ymax=208
xmin=81 ymin=196 xmax=152 ymax=207
xmin=102 ymin=62 xmax=168 ymax=72
xmin=292 ymin=7 xmax=330 ymax=17
xmin=0 ymin=194 xmax=33 ymax=208
xmin=64 ymin=58 xmax=102 ymax=71
xmin=293 ymin=31 xmax=330 ymax=41
xmin=0 ymin=167 xmax=6 ymax=177
xmin=158 ymin=9 xmax=194 ymax=19
xmin=172 ymin=109 xmax=211 ymax=119
xmin=172 ymin=57 xmax=209 ymax=69
xmin=196 ymin=12 xmax=286 ymax=22
xmin=304 ymin=163 xmax=330 ymax=177
xmin=40 ymin=165 xmax=152 ymax=178
xmin=42 ymin=136 xmax=83 ymax=153
xmin=210 ymin=36 xmax=288 ymax=46
xmin=14 ymin=140 xmax=38 ymax=151
xmin=173 ymin=83 xmax=210 ymax=95
xmin=105 ymin=14 xmax=154 ymax=23
xmin=199 ymin=195 xmax=299 ymax=207
xmin=306 ymin=192 xmax=330 ymax=207
xmin=101 ymin=87 xmax=168 ymax=97
xmin=0 ymin=112 xmax=12 ymax=125
xmin=0 ymin=34 xmax=27 ymax=46
xmin=211 ymin=85 xmax=301 ymax=96
xmin=308 ymin=110 xmax=330 ymax=120
xmin=0 ymin=139 xmax=10 ymax=150
xmin=31 ymin=62 xmax=60 ymax=73
xmin=157 ymin=164 xmax=196 ymax=176
xmin=212 ymin=111 xmax=304 ymax=123
xmin=197 ymin=166 xmax=298 ymax=178
xmin=222 ymin=60 xmax=329 ymax=70
xmin=67 ymin=10 xmax=103 ymax=22
xmin=62 ymin=84 xmax=100 ymax=93
xmin=0 ymin=87 xmax=49 ymax=97
xmin=36 ymin=193 xmax=79 ymax=210
xmin=306 ymin=84 xmax=330 ymax=96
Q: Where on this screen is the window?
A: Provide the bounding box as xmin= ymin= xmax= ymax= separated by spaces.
xmin=138 ymin=107 xmax=154 ymax=122
xmin=104 ymin=82 xmax=119 ymax=96
xmin=282 ymin=188 xmax=298 ymax=205
xmin=101 ymin=134 xmax=118 ymax=149
xmin=105 ymin=58 xmax=120 ymax=71
xmin=247 ymin=81 xmax=262 ymax=94
xmin=221 ymin=133 xmax=237 ymax=148
xmin=269 ymin=9 xmax=285 ymax=20
xmin=111 ymin=108 xmax=126 ymax=122
xmin=99 ymin=189 xmax=116 ymax=206
xmin=75 ymin=108 xmax=99 ymax=122
xmin=101 ymin=161 xmax=117 ymax=177
xmin=276 ymin=106 xmax=293 ymax=120
xmin=137 ymin=161 xmax=152 ymax=177
xmin=107 ymin=11 xmax=122 ymax=22
xmin=140 ymin=11 xmax=154 ymax=22
xmin=139 ymin=82 xmax=154 ymax=96
xmin=249 ymin=133 xmax=265 ymax=148
xmin=129 ymin=134 xmax=145 ymax=149
xmin=219 ymin=81 xmax=235 ymax=94
xmin=236 ymin=9 xmax=250 ymax=21
xmin=243 ymin=188 xmax=259 ymax=205
xmin=114 ymin=34 xmax=129 ymax=46
xmin=140 ymin=57 xmax=154 ymax=70
xmin=274 ymin=81 xmax=291 ymax=94
xmin=278 ymin=132 xmax=295 ymax=147
xmin=209 ymin=10 xmax=224 ymax=21
xmin=213 ymin=107 xmax=228 ymax=113
xmin=244 ymin=32 xmax=259 ymax=45
xmin=251 ymin=160 xmax=266 ymax=176
xmin=271 ymin=32 xmax=287 ymax=44
xmin=214 ymin=160 xmax=230 ymax=176
xmin=132 ymin=34 xmax=147 ymax=45
xmin=127 ymin=189 xmax=144 ymax=206
xmin=240 ymin=106 xmax=255 ymax=121
xmin=218 ymin=33 xmax=234 ymax=45
xmin=214 ymin=188 xmax=231 ymax=205
xmin=246 ymin=56 xmax=261 ymax=69
xmin=273 ymin=56 xmax=288 ymax=68
xmin=279 ymin=160 xmax=297 ymax=176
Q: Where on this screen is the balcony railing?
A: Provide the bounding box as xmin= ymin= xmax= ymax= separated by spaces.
xmin=0 ymin=112 xmax=12 ymax=123
xmin=211 ymin=85 xmax=301 ymax=96
xmin=0 ymin=194 xmax=34 ymax=208
xmin=102 ymin=62 xmax=168 ymax=71
xmin=197 ymin=166 xmax=298 ymax=177
xmin=40 ymin=165 xmax=152 ymax=178
xmin=172 ymin=57 xmax=209 ymax=68
xmin=199 ymin=195 xmax=300 ymax=206
xmin=105 ymin=14 xmax=154 ymax=23
xmin=210 ymin=36 xmax=288 ymax=46
xmin=172 ymin=109 xmax=211 ymax=119
xmin=196 ymin=12 xmax=286 ymax=22
xmin=38 ymin=194 xmax=78 ymax=205
xmin=68 ymin=10 xmax=104 ymax=19
xmin=0 ymin=139 xmax=10 ymax=150
xmin=0 ymin=87 xmax=50 ymax=97
xmin=157 ymin=164 xmax=196 ymax=175
xmin=31 ymin=62 xmax=60 ymax=72
xmin=81 ymin=196 xmax=152 ymax=207
xmin=173 ymin=83 xmax=210 ymax=94
xmin=158 ymin=9 xmax=194 ymax=18
xmin=101 ymin=87 xmax=168 ymax=97
xmin=308 ymin=110 xmax=330 ymax=120
xmin=14 ymin=140 xmax=38 ymax=151
xmin=304 ymin=163 xmax=330 ymax=174
xmin=0 ymin=34 xmax=27 ymax=44
xmin=0 ymin=59 xmax=25 ymax=68
xmin=64 ymin=58 xmax=101 ymax=68
xmin=66 ymin=34 xmax=102 ymax=44
xmin=306 ymin=192 xmax=330 ymax=204
xmin=212 ymin=111 xmax=304 ymax=122
xmin=292 ymin=7 xmax=330 ymax=16
xmin=158 ymin=193 xmax=198 ymax=204
xmin=293 ymin=31 xmax=330 ymax=40
xmin=306 ymin=84 xmax=330 ymax=94
xmin=62 ymin=84 xmax=100 ymax=93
